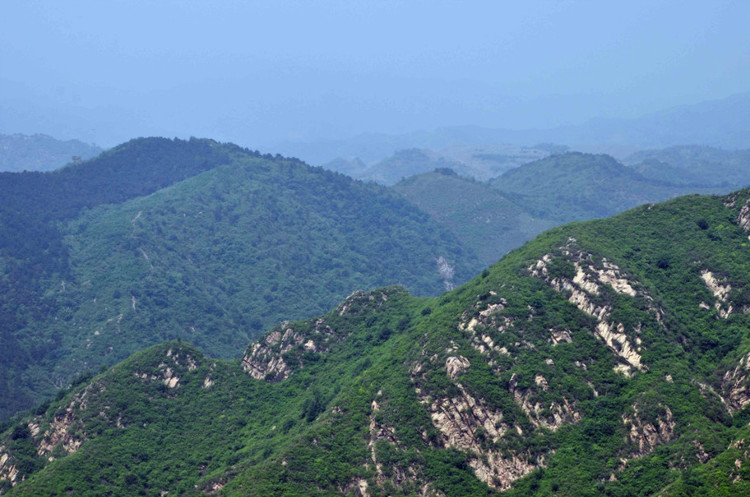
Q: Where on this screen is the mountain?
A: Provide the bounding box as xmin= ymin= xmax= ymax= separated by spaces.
xmin=0 ymin=137 xmax=240 ymax=418
xmin=0 ymin=137 xmax=483 ymax=420
xmin=623 ymin=145 xmax=750 ymax=188
xmin=499 ymin=93 xmax=750 ymax=153
xmin=5 ymin=187 xmax=750 ymax=495
xmin=274 ymin=126 xmax=533 ymax=166
xmin=323 ymin=145 xmax=554 ymax=185
xmin=0 ymin=134 xmax=102 ymax=172
xmin=276 ymin=93 xmax=750 ymax=166
xmin=489 ymin=152 xmax=724 ymax=222
xmin=393 ymin=169 xmax=556 ymax=265
xmin=358 ymin=149 xmax=472 ymax=185
xmin=573 ymin=92 xmax=750 ymax=151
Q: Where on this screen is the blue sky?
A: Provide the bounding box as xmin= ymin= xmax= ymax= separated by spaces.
xmin=1 ymin=0 xmax=748 ymax=147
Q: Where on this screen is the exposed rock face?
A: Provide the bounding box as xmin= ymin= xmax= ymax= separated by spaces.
xmin=445 ymin=356 xmax=470 ymax=379
xmin=701 ymin=270 xmax=733 ymax=319
xmin=134 ymin=347 xmax=200 ymax=388
xmin=722 ymin=350 xmax=750 ymax=412
xmin=692 ymin=440 xmax=711 ymax=464
xmin=34 ymin=382 xmax=106 ymax=457
xmin=243 ymin=289 xmax=394 ymax=382
xmin=529 ymin=241 xmax=651 ymax=374
xmin=0 ymin=450 xmax=19 ymax=487
xmin=728 ymin=439 xmax=750 ymax=483
xmin=622 ymin=403 xmax=675 ymax=457
xmin=737 ymin=198 xmax=750 ymax=236
xmin=508 ymin=374 xmax=581 ymax=431
xmin=549 ymin=328 xmax=573 ymax=345
xmin=367 ymin=397 xmax=400 ymax=485
xmin=458 ymin=294 xmax=508 ymax=334
xmin=358 ymin=393 xmax=447 ymax=496
xmin=241 ymin=325 xmax=302 ymax=381
xmin=204 ymin=481 xmax=225 ymax=494
xmin=595 ymin=321 xmax=643 ymax=374
xmin=423 ymin=383 xmax=507 ymax=451
xmin=457 ymin=292 xmax=515 ymax=357
xmin=417 ymin=382 xmax=542 ymax=490
xmin=341 ymin=478 xmax=371 ymax=497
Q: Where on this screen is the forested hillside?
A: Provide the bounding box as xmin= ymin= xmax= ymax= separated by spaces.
xmin=0 ymin=138 xmax=482 ymax=420
xmin=393 ymin=168 xmax=555 ymax=265
xmin=1 ymin=137 xmax=239 ymax=417
xmin=4 ymin=188 xmax=750 ymax=495
xmin=489 ymin=152 xmax=723 ymax=221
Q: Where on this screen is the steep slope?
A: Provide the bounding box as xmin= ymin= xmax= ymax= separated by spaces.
xmin=0 ymin=138 xmax=482 ymax=420
xmin=0 ymin=137 xmax=238 ymax=310
xmin=0 ymin=134 xmax=102 ymax=172
xmin=489 ymin=152 xmax=720 ymax=221
xmin=0 ymin=137 xmax=239 ymax=419
xmin=624 ymin=145 xmax=750 ymax=188
xmin=5 ymin=188 xmax=750 ymax=495
xmin=393 ymin=169 xmax=556 ymax=265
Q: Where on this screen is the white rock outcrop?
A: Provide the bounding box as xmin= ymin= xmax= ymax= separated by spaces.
xmin=508 ymin=373 xmax=581 ymax=431
xmin=701 ymin=270 xmax=733 ymax=319
xmin=418 ymin=383 xmax=543 ymax=490
xmin=445 ymin=356 xmax=470 ymax=379
xmin=622 ymin=403 xmax=675 ymax=456
xmin=737 ymin=198 xmax=750 ymax=236
xmin=722 ymin=351 xmax=750 ymax=412
xmin=530 ymin=246 xmax=648 ymax=373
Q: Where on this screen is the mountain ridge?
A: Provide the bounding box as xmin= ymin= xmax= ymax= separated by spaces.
xmin=275 ymin=92 xmax=750 ymax=165
xmin=0 ymin=138 xmax=482 ymax=420
xmin=489 ymin=152 xmax=724 ymax=221
xmin=4 ymin=186 xmax=750 ymax=495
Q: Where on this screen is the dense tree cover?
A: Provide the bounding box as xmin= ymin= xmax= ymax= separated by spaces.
xmin=0 ymin=137 xmax=241 ymax=419
xmin=0 ymin=138 xmax=482 ymax=420
xmin=488 ymin=152 xmax=725 ymax=222
xmin=0 ymin=138 xmax=247 ymax=419
xmin=392 ymin=151 xmax=748 ymax=267
xmin=5 ymin=188 xmax=750 ymax=495
xmin=393 ymin=169 xmax=555 ymax=265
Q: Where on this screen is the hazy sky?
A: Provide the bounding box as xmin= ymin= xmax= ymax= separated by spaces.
xmin=1 ymin=0 xmax=749 ymax=148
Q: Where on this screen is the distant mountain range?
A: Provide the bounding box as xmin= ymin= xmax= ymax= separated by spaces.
xmin=0 ymin=134 xmax=102 ymax=172
xmin=623 ymin=145 xmax=750 ymax=188
xmin=277 ymin=92 xmax=750 ymax=166
xmin=326 ymin=145 xmax=556 ymax=185
xmin=391 ymin=149 xmax=750 ymax=269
